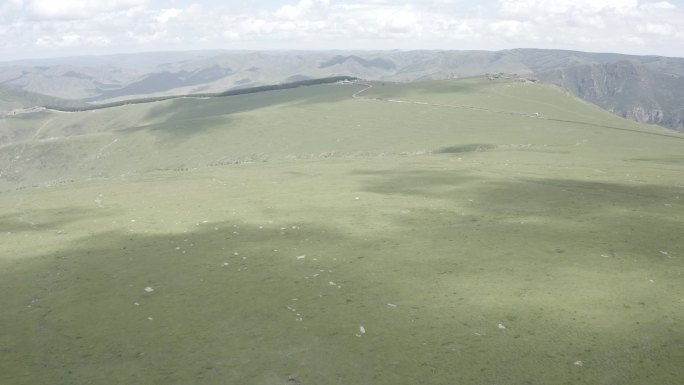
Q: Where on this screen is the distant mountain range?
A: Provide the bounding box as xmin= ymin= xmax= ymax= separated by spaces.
xmin=1 ymin=49 xmax=683 ymax=131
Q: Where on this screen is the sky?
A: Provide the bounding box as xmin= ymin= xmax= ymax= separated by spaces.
xmin=1 ymin=0 xmax=683 ymax=61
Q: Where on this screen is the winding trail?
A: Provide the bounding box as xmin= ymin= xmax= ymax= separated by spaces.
xmin=351 ymin=83 xmax=374 ymax=99
xmin=31 ymin=117 xmax=55 ymax=141
xmin=350 ymin=81 xmax=684 ymax=141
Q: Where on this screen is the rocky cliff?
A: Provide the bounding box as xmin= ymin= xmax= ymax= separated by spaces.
xmin=538 ymin=61 xmax=684 ymax=131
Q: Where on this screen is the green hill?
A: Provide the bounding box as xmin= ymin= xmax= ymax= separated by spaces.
xmin=0 ymin=84 xmax=81 ymax=112
xmin=1 ymin=78 xmax=683 ymax=385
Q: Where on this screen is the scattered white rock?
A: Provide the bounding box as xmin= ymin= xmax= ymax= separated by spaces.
xmin=134 ymin=302 xmax=140 ymax=306
xmin=223 ymin=262 xmax=230 ymax=267
xmin=355 ymin=197 xmax=360 ymax=200
xmin=601 ymin=254 xmax=610 ymax=258
xmin=234 ymin=252 xmax=239 ymax=256
xmin=359 ymin=325 xmax=366 ymax=334
xmin=130 ymin=219 xmax=136 ymax=223
xmin=147 ymin=317 xmax=154 ymax=321
xmin=329 ymin=281 xmax=336 ymax=286
xmin=387 ymin=303 xmax=397 ymax=307
xmin=574 ymin=360 xmax=583 ymax=367
xmin=144 ymin=286 xmax=154 ymax=293
xmin=297 ymin=255 xmax=306 ymax=260
xmin=497 ymin=323 xmax=506 ymax=330
xmin=659 ymin=251 xmax=669 ymax=256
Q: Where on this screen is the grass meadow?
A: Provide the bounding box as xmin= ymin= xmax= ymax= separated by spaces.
xmin=1 ymin=78 xmax=683 ymax=384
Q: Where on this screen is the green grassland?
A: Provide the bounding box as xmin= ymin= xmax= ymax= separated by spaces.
xmin=1 ymin=77 xmax=683 ymax=384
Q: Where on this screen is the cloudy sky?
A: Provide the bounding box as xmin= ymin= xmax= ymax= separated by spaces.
xmin=1 ymin=0 xmax=683 ymax=61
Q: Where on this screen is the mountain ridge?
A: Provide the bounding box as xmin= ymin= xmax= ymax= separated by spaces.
xmin=1 ymin=49 xmax=683 ymax=131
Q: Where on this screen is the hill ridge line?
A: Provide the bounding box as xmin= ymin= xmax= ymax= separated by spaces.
xmin=351 ymin=82 xmax=684 ymax=141
xmin=42 ymin=76 xmax=358 ymax=113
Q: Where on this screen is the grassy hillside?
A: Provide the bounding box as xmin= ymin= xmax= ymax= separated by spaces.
xmin=1 ymin=78 xmax=683 ymax=385
xmin=0 ymin=85 xmax=80 ymax=113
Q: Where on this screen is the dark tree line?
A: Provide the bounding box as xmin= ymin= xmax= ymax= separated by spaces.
xmin=44 ymin=76 xmax=359 ymax=112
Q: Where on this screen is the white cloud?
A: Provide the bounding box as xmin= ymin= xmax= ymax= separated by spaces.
xmin=641 ymin=1 xmax=676 ymax=9
xmin=637 ymin=23 xmax=675 ymax=35
xmin=35 ymin=33 xmax=110 ymax=47
xmin=26 ymin=0 xmax=150 ymax=20
xmin=489 ymin=19 xmax=531 ymax=37
xmin=156 ymin=8 xmax=181 ymax=23
xmin=498 ymin=0 xmax=639 ymax=15
xmin=492 ymin=0 xmax=683 ymax=53
xmin=275 ymin=0 xmax=329 ymax=20
xmin=374 ymin=7 xmax=421 ymax=35
xmin=1 ymin=0 xmax=683 ymax=60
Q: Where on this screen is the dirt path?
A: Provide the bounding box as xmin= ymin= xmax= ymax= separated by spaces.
xmin=31 ymin=117 xmax=55 ymax=141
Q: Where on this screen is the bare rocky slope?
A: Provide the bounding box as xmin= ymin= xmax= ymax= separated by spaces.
xmin=537 ymin=60 xmax=684 ymax=131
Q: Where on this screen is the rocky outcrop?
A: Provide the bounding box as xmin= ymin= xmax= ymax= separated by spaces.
xmin=538 ymin=61 xmax=684 ymax=132
xmin=623 ymin=106 xmax=665 ymax=125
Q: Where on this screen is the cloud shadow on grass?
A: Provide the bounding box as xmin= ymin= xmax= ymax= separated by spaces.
xmin=352 ymin=166 xmax=684 ymax=383
xmin=352 ymin=168 xmax=477 ymax=197
xmin=356 ymin=165 xmax=684 ymax=269
xmin=128 ymin=84 xmax=356 ymax=140
xmin=361 ymin=80 xmax=480 ymax=101
xmin=1 ymin=194 xmax=683 ymax=384
xmin=2 ymin=219 xmax=416 ymax=385
xmin=0 ymin=206 xmax=120 ymax=234
xmin=357 ymin=165 xmax=683 ymax=212
xmin=435 ymin=144 xmax=496 ymax=154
